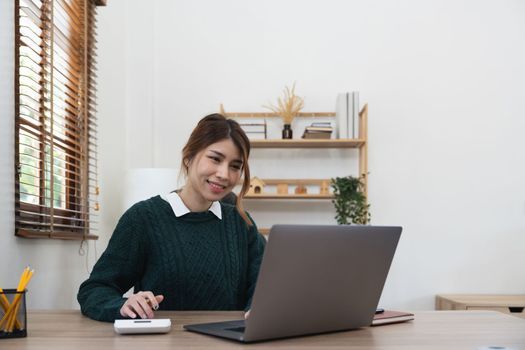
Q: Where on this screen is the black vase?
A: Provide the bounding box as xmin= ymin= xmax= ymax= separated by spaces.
xmin=282 ymin=124 xmax=293 ymax=139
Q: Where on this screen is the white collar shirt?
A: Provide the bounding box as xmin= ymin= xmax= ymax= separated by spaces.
xmin=161 ymin=191 xmax=222 ymax=220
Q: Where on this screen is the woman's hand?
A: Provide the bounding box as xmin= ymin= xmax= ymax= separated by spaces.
xmin=120 ymin=291 xmax=164 ymax=319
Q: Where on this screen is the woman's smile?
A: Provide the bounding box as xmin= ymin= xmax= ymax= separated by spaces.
xmin=207 ymin=179 xmax=227 ymax=193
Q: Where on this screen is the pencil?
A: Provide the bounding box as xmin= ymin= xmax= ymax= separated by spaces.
xmin=0 ymin=288 xmax=10 ymax=312
xmin=8 ymin=268 xmax=33 ymax=331
xmin=0 ymin=267 xmax=33 ymax=332
xmin=0 ymin=289 xmax=22 ymax=331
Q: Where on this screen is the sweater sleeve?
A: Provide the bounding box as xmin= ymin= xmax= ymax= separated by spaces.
xmin=244 ymin=218 xmax=266 ymax=310
xmin=77 ymin=204 xmax=147 ymax=322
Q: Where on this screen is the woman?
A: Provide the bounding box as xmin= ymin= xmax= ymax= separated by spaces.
xmin=78 ymin=114 xmax=266 ymax=322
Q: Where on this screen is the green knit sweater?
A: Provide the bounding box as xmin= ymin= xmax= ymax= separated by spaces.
xmin=77 ymin=195 xmax=266 ymax=322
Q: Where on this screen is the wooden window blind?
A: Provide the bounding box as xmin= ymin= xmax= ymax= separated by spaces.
xmin=15 ymin=0 xmax=105 ymax=240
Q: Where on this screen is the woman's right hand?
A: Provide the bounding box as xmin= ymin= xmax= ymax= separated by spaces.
xmin=120 ymin=291 xmax=164 ymax=319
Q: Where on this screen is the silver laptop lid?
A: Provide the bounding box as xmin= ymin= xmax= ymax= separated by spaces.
xmin=244 ymin=224 xmax=402 ymax=342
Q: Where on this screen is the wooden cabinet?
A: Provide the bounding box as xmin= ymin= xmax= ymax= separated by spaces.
xmin=436 ymin=294 xmax=525 ymax=319
xmin=225 ymin=105 xmax=369 ymax=235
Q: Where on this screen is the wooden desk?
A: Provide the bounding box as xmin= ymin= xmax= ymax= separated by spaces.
xmin=1 ymin=310 xmax=524 ymax=349
xmin=436 ymin=294 xmax=525 ymax=318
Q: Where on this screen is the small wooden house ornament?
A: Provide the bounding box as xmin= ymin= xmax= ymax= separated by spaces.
xmin=320 ymin=180 xmax=330 ymax=195
xmin=277 ymin=183 xmax=288 ymax=194
xmin=295 ymin=184 xmax=307 ymax=194
xmin=247 ymin=177 xmax=266 ymax=195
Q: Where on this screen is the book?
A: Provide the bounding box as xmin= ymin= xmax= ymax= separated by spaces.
xmin=336 ymin=92 xmax=359 ymax=139
xmin=302 ymin=131 xmax=332 ymax=139
xmin=303 ymin=121 xmax=333 ymax=139
xmin=335 ymin=93 xmax=349 ymax=139
xmin=239 ymin=121 xmax=267 ymax=140
xmin=371 ymin=310 xmax=414 ymax=326
xmin=305 ymin=126 xmax=333 ymax=133
xmin=351 ymin=91 xmax=360 ymax=139
xmin=240 ymin=124 xmax=266 ymax=133
xmin=311 ymin=122 xmax=332 ymax=127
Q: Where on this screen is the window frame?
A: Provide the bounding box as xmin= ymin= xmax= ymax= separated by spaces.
xmin=14 ymin=0 xmax=104 ymax=240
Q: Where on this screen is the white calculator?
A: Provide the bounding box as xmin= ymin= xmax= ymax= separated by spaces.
xmin=114 ymin=319 xmax=172 ymax=334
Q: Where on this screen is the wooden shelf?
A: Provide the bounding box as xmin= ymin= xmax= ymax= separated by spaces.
xmin=245 ymin=194 xmax=334 ymax=199
xmin=250 ymin=139 xmax=365 ymax=149
xmin=254 ymin=178 xmax=329 ymax=185
xmin=226 ymin=104 xmax=369 ymax=230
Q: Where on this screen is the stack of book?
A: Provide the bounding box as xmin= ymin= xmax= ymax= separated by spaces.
xmin=239 ymin=121 xmax=267 ymax=140
xmin=302 ymin=122 xmax=333 ymax=139
xmin=336 ymin=91 xmax=359 ymax=139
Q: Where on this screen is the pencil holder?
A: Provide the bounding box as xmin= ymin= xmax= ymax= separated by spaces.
xmin=0 ymin=289 xmax=27 ymax=338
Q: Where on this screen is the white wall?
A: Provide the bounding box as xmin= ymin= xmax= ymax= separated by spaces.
xmin=1 ymin=0 xmax=524 ymax=310
xmin=108 ymin=0 xmax=525 ymax=310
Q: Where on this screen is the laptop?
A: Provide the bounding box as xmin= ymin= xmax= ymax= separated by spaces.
xmin=184 ymin=224 xmax=402 ymax=342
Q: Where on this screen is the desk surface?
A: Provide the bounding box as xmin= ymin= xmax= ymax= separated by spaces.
xmin=2 ymin=310 xmax=525 ymax=349
xmin=437 ymin=294 xmax=525 ymax=306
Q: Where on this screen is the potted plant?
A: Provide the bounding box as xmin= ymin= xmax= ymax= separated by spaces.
xmin=331 ymin=175 xmax=370 ymax=225
xmin=264 ymin=83 xmax=304 ymax=139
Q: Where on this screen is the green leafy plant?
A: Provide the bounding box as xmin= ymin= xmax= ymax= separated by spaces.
xmin=331 ymin=175 xmax=371 ymax=225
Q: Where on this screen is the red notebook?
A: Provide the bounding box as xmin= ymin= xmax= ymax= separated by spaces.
xmin=371 ymin=310 xmax=415 ymax=326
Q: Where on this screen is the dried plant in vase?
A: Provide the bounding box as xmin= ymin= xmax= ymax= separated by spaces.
xmin=264 ymin=83 xmax=304 ymax=139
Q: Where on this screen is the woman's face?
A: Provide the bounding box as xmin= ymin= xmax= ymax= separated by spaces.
xmin=186 ymin=138 xmax=243 ymax=205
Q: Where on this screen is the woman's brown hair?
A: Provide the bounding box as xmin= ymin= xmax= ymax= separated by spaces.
xmin=181 ymin=113 xmax=252 ymax=226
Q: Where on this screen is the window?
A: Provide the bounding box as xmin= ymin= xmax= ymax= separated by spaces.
xmin=15 ymin=0 xmax=105 ymax=240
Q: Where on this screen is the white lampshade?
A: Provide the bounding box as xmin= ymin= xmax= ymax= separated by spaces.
xmin=122 ymin=168 xmax=178 ymax=211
